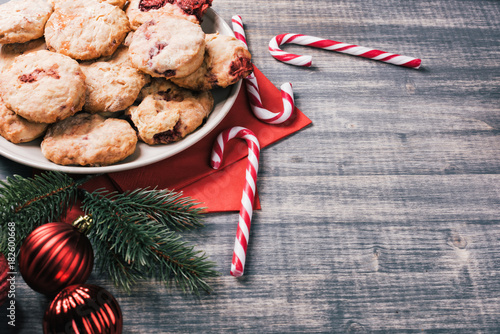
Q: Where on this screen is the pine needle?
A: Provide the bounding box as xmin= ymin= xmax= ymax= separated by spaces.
xmin=0 ymin=171 xmax=218 ymax=295
xmin=81 ymin=188 xmax=219 ymax=295
xmin=101 ymin=187 xmax=206 ymax=231
xmin=0 ymin=171 xmax=81 ymax=254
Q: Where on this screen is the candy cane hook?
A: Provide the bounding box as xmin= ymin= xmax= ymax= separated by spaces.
xmin=269 ymin=33 xmax=421 ymax=69
xmin=211 ymin=126 xmax=261 ymax=277
xmin=232 ymin=15 xmax=295 ymax=124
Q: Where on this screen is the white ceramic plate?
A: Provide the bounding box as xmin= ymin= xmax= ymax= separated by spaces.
xmin=0 ymin=8 xmax=240 ymax=174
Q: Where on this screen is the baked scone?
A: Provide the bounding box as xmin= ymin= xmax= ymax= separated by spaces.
xmin=0 ymin=97 xmax=48 ymax=144
xmin=0 ymin=0 xmax=53 ymax=44
xmin=127 ymin=79 xmax=213 ymax=145
xmin=128 ymin=17 xmax=205 ymax=78
xmin=0 ymin=38 xmax=47 ymax=72
xmin=44 ymin=0 xmax=130 ymax=60
xmin=101 ymin=0 xmax=128 ymax=7
xmin=41 ymin=113 xmax=137 ymax=166
xmin=80 ymin=46 xmax=150 ymax=114
xmin=125 ymin=0 xmax=212 ymax=30
xmin=0 ymin=50 xmax=86 ymax=124
xmin=126 ymin=96 xmax=180 ymax=145
xmin=172 ymin=33 xmax=253 ymax=91
xmin=48 ymin=0 xmax=127 ymax=8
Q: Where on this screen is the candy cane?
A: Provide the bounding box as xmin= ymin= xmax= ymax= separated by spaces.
xmin=211 ymin=126 xmax=260 ymax=277
xmin=231 ymin=15 xmax=247 ymax=46
xmin=232 ymin=15 xmax=295 ymax=124
xmin=269 ymin=33 xmax=422 ymax=69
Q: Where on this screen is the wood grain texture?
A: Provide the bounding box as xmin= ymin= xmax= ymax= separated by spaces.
xmin=1 ymin=0 xmax=500 ymax=332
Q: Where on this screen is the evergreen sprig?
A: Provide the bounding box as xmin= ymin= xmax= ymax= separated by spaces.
xmin=0 ymin=171 xmax=82 ymax=254
xmin=81 ymin=189 xmax=219 ymax=295
xmin=103 ymin=187 xmax=206 ymax=231
xmin=0 ymin=171 xmax=219 ymax=295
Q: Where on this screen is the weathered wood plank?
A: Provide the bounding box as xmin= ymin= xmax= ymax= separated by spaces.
xmin=1 ymin=0 xmax=500 ymax=333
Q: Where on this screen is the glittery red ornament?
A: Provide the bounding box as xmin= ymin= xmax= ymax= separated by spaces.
xmin=19 ymin=221 xmax=94 ymax=296
xmin=43 ymin=284 xmax=123 ymax=334
xmin=0 ymin=253 xmax=9 ymax=306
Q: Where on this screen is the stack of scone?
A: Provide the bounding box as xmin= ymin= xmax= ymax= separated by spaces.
xmin=0 ymin=0 xmax=253 ymax=167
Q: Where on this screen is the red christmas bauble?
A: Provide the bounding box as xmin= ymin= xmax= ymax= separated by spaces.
xmin=0 ymin=253 xmax=9 ymax=306
xmin=43 ymin=284 xmax=123 ymax=334
xmin=19 ymin=222 xmax=94 ymax=296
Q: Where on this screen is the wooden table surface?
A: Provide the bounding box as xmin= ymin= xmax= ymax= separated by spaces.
xmin=1 ymin=0 xmax=500 ymax=332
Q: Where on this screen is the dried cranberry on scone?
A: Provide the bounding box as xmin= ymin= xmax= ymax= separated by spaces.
xmin=126 ymin=0 xmax=213 ymax=30
xmin=128 ymin=17 xmax=205 ymax=79
xmin=0 ymin=50 xmax=86 ymax=124
xmin=127 ymin=79 xmax=213 ymax=145
xmin=172 ymin=33 xmax=253 ymax=91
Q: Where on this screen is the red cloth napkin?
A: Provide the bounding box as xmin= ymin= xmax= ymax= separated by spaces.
xmin=68 ymin=66 xmax=311 ymax=216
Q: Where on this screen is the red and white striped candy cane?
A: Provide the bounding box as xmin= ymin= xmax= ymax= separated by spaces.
xmin=231 ymin=15 xmax=248 ymax=46
xmin=269 ymin=33 xmax=422 ymax=69
xmin=211 ymin=126 xmax=261 ymax=277
xmin=232 ymin=15 xmax=295 ymax=124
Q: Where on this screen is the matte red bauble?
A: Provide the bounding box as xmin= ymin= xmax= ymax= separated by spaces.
xmin=0 ymin=253 xmax=9 ymax=306
xmin=43 ymin=284 xmax=123 ymax=334
xmin=19 ymin=222 xmax=94 ymax=296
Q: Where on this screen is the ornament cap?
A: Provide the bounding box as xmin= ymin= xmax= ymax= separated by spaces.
xmin=72 ymin=215 xmax=93 ymax=234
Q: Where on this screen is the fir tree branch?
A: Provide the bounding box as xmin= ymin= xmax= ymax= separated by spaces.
xmin=81 ymin=188 xmax=219 ymax=295
xmin=112 ymin=187 xmax=206 ymax=231
xmin=0 ymin=171 xmax=219 ymax=295
xmin=93 ymin=237 xmax=144 ymax=292
xmin=0 ymin=171 xmax=81 ymax=255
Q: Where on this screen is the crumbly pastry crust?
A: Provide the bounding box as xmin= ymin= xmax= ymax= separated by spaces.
xmin=101 ymin=0 xmax=128 ymax=7
xmin=125 ymin=0 xmax=212 ymax=30
xmin=44 ymin=0 xmax=130 ymax=60
xmin=0 ymin=38 xmax=47 ymax=73
xmin=41 ymin=113 xmax=138 ymax=166
xmin=0 ymin=50 xmax=86 ymax=124
xmin=0 ymin=0 xmax=53 ymax=44
xmin=172 ymin=33 xmax=253 ymax=91
xmin=170 ymin=48 xmax=210 ymax=91
xmin=128 ymin=17 xmax=205 ymax=78
xmin=126 ymin=96 xmax=180 ymax=145
xmin=80 ymin=46 xmax=150 ymax=114
xmin=128 ymin=79 xmax=213 ymax=145
xmin=48 ymin=0 xmax=127 ymax=9
xmin=0 ymin=97 xmax=48 ymax=144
